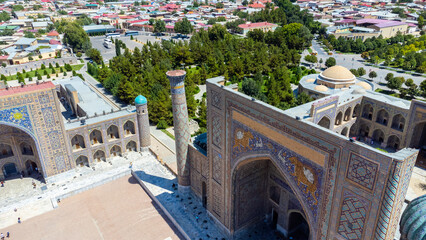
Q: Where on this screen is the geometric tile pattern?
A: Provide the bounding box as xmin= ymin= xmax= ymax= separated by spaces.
xmin=212 ymin=113 xmax=221 ymax=148
xmin=169 ymin=73 xmax=191 ymax=186
xmin=346 ymin=153 xmax=379 ymax=191
xmin=212 ymin=150 xmax=222 ymax=184
xmin=374 ymin=161 xmax=403 ymax=240
xmin=0 ymin=105 xmax=33 ymax=133
xmin=337 ymin=190 xmax=370 ymax=240
xmin=211 ymin=90 xmax=221 ymax=109
xmin=231 ymin=121 xmax=323 ymax=220
xmin=41 ymin=107 xmax=55 ymax=128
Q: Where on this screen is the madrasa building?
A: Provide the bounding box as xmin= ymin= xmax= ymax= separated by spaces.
xmin=0 ymin=76 xmax=151 ymax=182
xmin=164 ymin=66 xmax=425 ymax=240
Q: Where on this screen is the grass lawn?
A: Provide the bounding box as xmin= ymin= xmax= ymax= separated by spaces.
xmin=375 ymin=88 xmax=399 ymax=98
xmin=5 ymin=64 xmax=84 ymax=81
xmin=307 ymin=48 xmax=312 ymax=53
xmin=161 ymin=129 xmax=175 ymax=140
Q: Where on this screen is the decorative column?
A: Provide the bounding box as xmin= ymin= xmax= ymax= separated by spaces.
xmin=135 ymin=95 xmax=151 ymax=152
xmin=166 ymin=70 xmax=190 ymax=192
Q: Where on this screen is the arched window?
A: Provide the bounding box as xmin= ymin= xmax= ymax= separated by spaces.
xmin=335 ymin=112 xmax=343 ymax=126
xmin=90 ymin=129 xmax=103 ymax=145
xmin=352 ymin=104 xmax=361 ymax=118
xmin=0 ymin=144 xmax=13 ymax=158
xmin=21 ymin=142 xmax=33 ymax=155
xmin=376 ymin=109 xmax=389 ymax=126
xmin=387 ymin=135 xmax=400 ymax=150
xmin=107 ymin=125 xmax=120 ymax=140
xmin=391 ymin=114 xmax=405 ymax=131
xmin=362 ymin=104 xmax=373 ymax=120
xmin=75 ymin=155 xmax=89 ymax=167
xmin=71 ymin=134 xmax=85 ymax=150
xmin=123 ymin=121 xmax=135 ymax=136
xmin=359 ymin=124 xmax=370 ymax=137
xmin=318 ymin=116 xmax=331 ymax=129
xmin=269 ymin=185 xmax=280 ymax=204
xmin=126 ymin=141 xmax=137 ymax=151
xmin=341 ymin=127 xmax=348 ymax=137
xmin=93 ymin=150 xmax=106 ymax=162
xmin=288 ymin=212 xmax=310 ymax=240
xmin=372 ymin=129 xmax=385 ymax=143
xmin=344 ymin=107 xmax=351 ymax=121
xmin=110 ymin=145 xmax=121 ymax=156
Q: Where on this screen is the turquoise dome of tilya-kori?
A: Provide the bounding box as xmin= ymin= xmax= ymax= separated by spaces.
xmin=399 ymin=194 xmax=426 ymax=240
xmin=135 ymin=95 xmax=147 ymax=105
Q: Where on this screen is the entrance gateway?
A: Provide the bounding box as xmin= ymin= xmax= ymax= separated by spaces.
xmin=179 ymin=72 xmax=423 ymax=240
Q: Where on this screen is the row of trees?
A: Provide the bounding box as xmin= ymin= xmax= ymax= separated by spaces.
xmin=323 ymin=34 xmax=426 ymax=73
xmin=88 ymin=22 xmax=313 ymax=125
xmin=384 ymin=73 xmax=426 ymax=100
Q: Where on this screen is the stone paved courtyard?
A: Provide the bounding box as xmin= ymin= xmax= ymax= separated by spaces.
xmin=0 ymin=151 xmax=144 ymax=229
xmin=0 ymin=175 xmax=183 ymax=240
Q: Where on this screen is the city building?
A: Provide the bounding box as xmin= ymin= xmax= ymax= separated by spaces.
xmin=0 ymin=77 xmax=151 ymax=182
xmin=238 ymin=22 xmax=278 ymax=36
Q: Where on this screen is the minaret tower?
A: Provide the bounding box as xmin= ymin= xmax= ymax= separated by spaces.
xmin=166 ymin=70 xmax=190 ymax=192
xmin=135 ymin=95 xmax=151 ymax=152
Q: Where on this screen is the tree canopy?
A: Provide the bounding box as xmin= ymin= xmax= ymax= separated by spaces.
xmin=174 ymin=18 xmax=193 ymax=35
xmin=62 ymin=21 xmax=92 ymax=52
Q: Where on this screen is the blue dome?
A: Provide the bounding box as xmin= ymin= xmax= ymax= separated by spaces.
xmin=135 ymin=95 xmax=147 ymax=105
xmin=400 ymin=195 xmax=426 ymax=240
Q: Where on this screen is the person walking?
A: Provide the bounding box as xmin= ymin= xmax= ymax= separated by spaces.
xmin=1 ymin=181 xmax=4 ymax=187
xmin=17 ymin=217 xmax=21 ymax=224
xmin=1 ymin=232 xmax=4 ymax=240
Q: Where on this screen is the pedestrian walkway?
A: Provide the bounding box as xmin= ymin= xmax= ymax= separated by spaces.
xmin=133 ymin=156 xmax=227 ymax=240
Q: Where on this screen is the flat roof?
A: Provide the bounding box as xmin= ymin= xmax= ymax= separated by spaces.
xmin=54 ymin=77 xmax=113 ymax=116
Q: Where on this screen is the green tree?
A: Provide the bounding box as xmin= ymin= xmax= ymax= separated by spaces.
xmin=153 ymin=20 xmax=166 ymax=34
xmin=304 ymin=54 xmax=317 ymax=64
xmin=49 ymin=63 xmax=53 ymax=69
xmin=350 ymin=69 xmax=359 ymax=77
xmin=418 ymin=16 xmax=424 ymax=30
xmin=56 ymin=63 xmax=60 ymax=68
xmin=368 ymin=71 xmax=377 ymax=79
xmin=156 ymin=119 xmax=168 ymax=129
xmin=63 ymin=21 xmax=92 ymax=52
xmin=86 ymin=48 xmax=103 ymax=64
xmin=43 ymin=69 xmax=48 ymax=76
xmin=385 ymin=73 xmax=394 ymax=82
xmin=325 ymin=57 xmax=336 ymax=67
xmin=241 ymin=78 xmax=260 ymax=98
xmin=387 ymin=76 xmax=403 ymax=91
xmin=242 ymin=0 xmax=248 ymax=5
xmin=420 ymin=80 xmax=426 ymax=97
xmin=115 ymin=40 xmax=121 ymax=56
xmin=174 ymin=18 xmax=193 ymax=35
xmin=357 ymin=67 xmax=366 ymax=76
xmin=247 ymin=29 xmax=265 ymax=42
xmin=41 ymin=64 xmax=46 ymax=70
xmin=0 ymin=11 xmax=11 ymax=22
xmin=24 ymin=31 xmax=35 ymax=38
xmin=216 ymin=2 xmax=224 ymax=8
xmin=76 ymin=52 xmax=82 ymax=58
xmin=12 ymin=5 xmax=24 ymax=11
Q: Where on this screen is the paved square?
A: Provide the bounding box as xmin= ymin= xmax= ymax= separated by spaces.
xmin=0 ymin=176 xmax=183 ymax=240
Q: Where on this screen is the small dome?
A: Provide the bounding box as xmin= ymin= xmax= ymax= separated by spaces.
xmin=400 ymin=195 xmax=426 ymax=240
xmin=135 ymin=95 xmax=147 ymax=105
xmin=306 ymin=78 xmax=315 ymax=83
xmin=356 ymin=82 xmax=372 ymax=90
xmin=352 ymin=88 xmax=366 ymax=95
xmin=314 ymin=85 xmax=328 ymax=92
xmin=320 ymin=66 xmax=355 ymax=82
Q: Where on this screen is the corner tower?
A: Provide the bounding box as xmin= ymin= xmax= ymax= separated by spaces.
xmin=135 ymin=95 xmax=151 ymax=151
xmin=166 ymin=70 xmax=190 ymax=192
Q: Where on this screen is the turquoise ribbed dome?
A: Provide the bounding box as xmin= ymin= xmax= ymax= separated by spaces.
xmin=400 ymin=194 xmax=426 ymax=240
xmin=135 ymin=95 xmax=147 ymax=105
